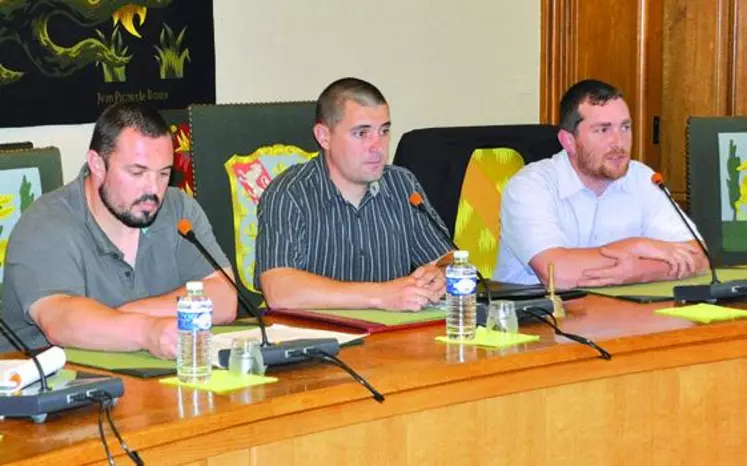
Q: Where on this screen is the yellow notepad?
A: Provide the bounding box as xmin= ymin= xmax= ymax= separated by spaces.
xmin=159 ymin=370 xmax=278 ymax=394
xmin=655 ymin=303 xmax=747 ymax=324
xmin=435 ymin=327 xmax=540 ymax=348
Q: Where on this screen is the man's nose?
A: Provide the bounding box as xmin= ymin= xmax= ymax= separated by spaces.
xmin=369 ymin=134 xmax=385 ymax=153
xmin=610 ymin=129 xmax=624 ymax=148
xmin=144 ymin=171 xmax=161 ymax=193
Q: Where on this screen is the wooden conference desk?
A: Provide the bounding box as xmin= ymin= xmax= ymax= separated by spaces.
xmin=2 ymin=295 xmax=747 ymax=465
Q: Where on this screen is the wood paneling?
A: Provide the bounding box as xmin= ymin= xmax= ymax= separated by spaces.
xmin=541 ymin=0 xmax=650 ymax=163
xmin=252 ymin=358 xmax=747 ymax=465
xmin=643 ymin=0 xmax=663 ymax=171
xmin=661 ymin=0 xmax=733 ymax=201
xmin=734 ymin=0 xmax=747 ymax=115
xmin=543 ymin=0 xmax=747 ymax=206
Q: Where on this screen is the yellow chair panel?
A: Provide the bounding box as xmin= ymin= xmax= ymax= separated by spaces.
xmin=454 ymin=148 xmax=525 ymax=277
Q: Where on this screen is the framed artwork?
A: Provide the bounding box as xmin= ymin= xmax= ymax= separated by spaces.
xmin=687 ymin=117 xmax=747 ymax=266
xmin=0 ymin=147 xmax=63 ymax=294
xmin=189 ymin=102 xmax=318 ymax=308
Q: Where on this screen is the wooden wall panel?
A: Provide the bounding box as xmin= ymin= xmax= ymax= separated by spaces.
xmin=541 ymin=0 xmax=650 ymax=163
xmin=734 ymin=0 xmax=747 ymax=115
xmin=542 ymin=0 xmax=747 ymax=206
xmin=660 ymin=0 xmax=733 ymax=202
xmin=643 ymin=0 xmax=663 ymax=172
xmin=250 ymin=358 xmax=747 ymax=465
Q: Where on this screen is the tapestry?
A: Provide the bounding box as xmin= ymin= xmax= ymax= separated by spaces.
xmin=717 ymin=133 xmax=747 ymax=252
xmin=0 ymin=1 xmax=215 ymax=128
xmin=687 ymin=117 xmax=747 ymax=266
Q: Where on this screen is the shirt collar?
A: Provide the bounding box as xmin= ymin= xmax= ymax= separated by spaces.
xmin=73 ymin=164 xmax=120 ymax=257
xmin=555 ymin=149 xmax=635 ymax=199
xmin=312 ymin=152 xmax=392 ymax=207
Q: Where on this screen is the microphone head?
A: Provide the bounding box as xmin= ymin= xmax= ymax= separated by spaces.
xmin=651 ymin=172 xmax=664 ymax=186
xmin=177 ymin=218 xmax=193 ymax=237
xmin=408 ymin=192 xmax=424 ymax=208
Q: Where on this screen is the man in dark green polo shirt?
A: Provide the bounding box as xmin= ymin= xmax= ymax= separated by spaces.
xmin=1 ymin=103 xmax=237 ymax=357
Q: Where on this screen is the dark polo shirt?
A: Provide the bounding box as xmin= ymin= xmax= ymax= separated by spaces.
xmin=1 ymin=165 xmax=229 ymax=351
xmin=254 ymin=153 xmax=452 ymax=289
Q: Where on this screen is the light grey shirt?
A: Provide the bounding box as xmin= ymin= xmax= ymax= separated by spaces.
xmin=1 ymin=165 xmax=229 ymax=351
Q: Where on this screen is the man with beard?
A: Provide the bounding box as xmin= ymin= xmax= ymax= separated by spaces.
xmin=255 ymin=77 xmax=452 ymax=311
xmin=494 ymin=79 xmax=708 ymax=288
xmin=1 ymin=103 xmax=236 ymax=357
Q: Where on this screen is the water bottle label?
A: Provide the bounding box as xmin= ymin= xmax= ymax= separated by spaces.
xmin=447 ymin=275 xmax=477 ymax=296
xmin=177 ymin=299 xmax=213 ymax=331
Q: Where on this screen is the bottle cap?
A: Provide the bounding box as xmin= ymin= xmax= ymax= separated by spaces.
xmin=453 ymin=250 xmax=469 ymax=260
xmin=186 ymin=281 xmax=204 ymax=292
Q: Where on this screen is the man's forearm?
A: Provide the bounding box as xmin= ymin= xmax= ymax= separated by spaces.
xmin=31 ymin=296 xmax=154 ymax=351
xmin=117 ymin=268 xmax=237 ymax=323
xmin=260 ymin=268 xmax=384 ymax=310
xmin=530 ymin=247 xmax=618 ymax=288
xmin=529 ymin=238 xmax=675 ymax=289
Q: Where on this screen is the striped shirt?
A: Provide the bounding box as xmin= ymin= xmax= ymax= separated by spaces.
xmin=254 ymin=153 xmax=452 ymax=288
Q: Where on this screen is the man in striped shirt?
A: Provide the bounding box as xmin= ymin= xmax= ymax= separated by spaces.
xmin=255 ymin=77 xmax=452 ymax=311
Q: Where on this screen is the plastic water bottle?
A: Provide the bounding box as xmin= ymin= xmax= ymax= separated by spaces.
xmin=177 ymin=281 xmax=213 ymax=383
xmin=446 ymin=250 xmax=477 ymax=340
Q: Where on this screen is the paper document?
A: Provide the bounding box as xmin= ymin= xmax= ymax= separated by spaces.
xmin=211 ymin=324 xmax=367 ymax=366
xmin=0 ymin=346 xmax=66 ymax=390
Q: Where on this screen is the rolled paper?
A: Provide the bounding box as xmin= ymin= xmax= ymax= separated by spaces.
xmin=6 ymin=346 xmax=66 ymax=389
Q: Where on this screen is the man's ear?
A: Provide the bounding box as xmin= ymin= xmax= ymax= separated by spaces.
xmin=558 ymin=129 xmax=577 ymax=155
xmin=313 ymin=123 xmax=331 ymax=151
xmin=87 ymin=150 xmax=106 ymax=181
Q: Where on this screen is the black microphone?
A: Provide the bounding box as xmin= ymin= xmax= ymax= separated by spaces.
xmin=651 ymin=173 xmax=747 ymax=303
xmin=408 ymin=192 xmax=495 ymax=307
xmin=408 ymin=192 xmax=559 ymax=321
xmin=0 ymin=317 xmax=50 ymax=392
xmin=177 ymin=219 xmax=340 ymax=367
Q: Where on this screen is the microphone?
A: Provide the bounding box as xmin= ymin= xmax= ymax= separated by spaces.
xmin=176 ymin=219 xmax=340 ymax=367
xmin=408 ymin=191 xmax=497 ymax=306
xmin=408 ymin=192 xmax=560 ymax=315
xmin=407 ymin=193 xmax=610 ymax=357
xmin=651 ymin=173 xmax=747 ymax=302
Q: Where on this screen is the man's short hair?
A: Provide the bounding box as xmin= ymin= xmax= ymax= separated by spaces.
xmin=89 ymin=102 xmax=170 ymax=163
xmin=315 ymin=77 xmax=387 ymax=128
xmin=559 ymin=79 xmax=624 ymax=133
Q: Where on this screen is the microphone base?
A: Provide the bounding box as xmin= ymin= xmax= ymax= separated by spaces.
xmin=218 ymin=338 xmax=341 ymax=368
xmin=673 ymin=280 xmax=747 ymax=304
xmin=0 ymin=371 xmax=124 ymax=423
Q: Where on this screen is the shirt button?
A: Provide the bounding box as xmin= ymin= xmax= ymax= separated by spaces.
xmin=124 ymin=271 xmax=132 ymax=278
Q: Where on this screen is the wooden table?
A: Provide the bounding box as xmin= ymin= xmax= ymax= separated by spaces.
xmin=2 ymin=295 xmax=747 ymax=465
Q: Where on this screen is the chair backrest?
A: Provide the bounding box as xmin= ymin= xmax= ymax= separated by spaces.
xmin=189 ymin=102 xmax=318 ymax=308
xmin=393 ymin=125 xmax=561 ymax=276
xmin=0 ymin=147 xmax=64 ymax=295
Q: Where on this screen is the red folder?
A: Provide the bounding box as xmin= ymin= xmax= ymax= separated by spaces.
xmin=267 ymin=308 xmax=445 ymax=334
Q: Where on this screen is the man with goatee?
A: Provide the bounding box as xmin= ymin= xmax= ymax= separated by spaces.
xmin=2 ymin=103 xmax=236 ymax=356
xmin=494 ymin=79 xmax=708 ymax=288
